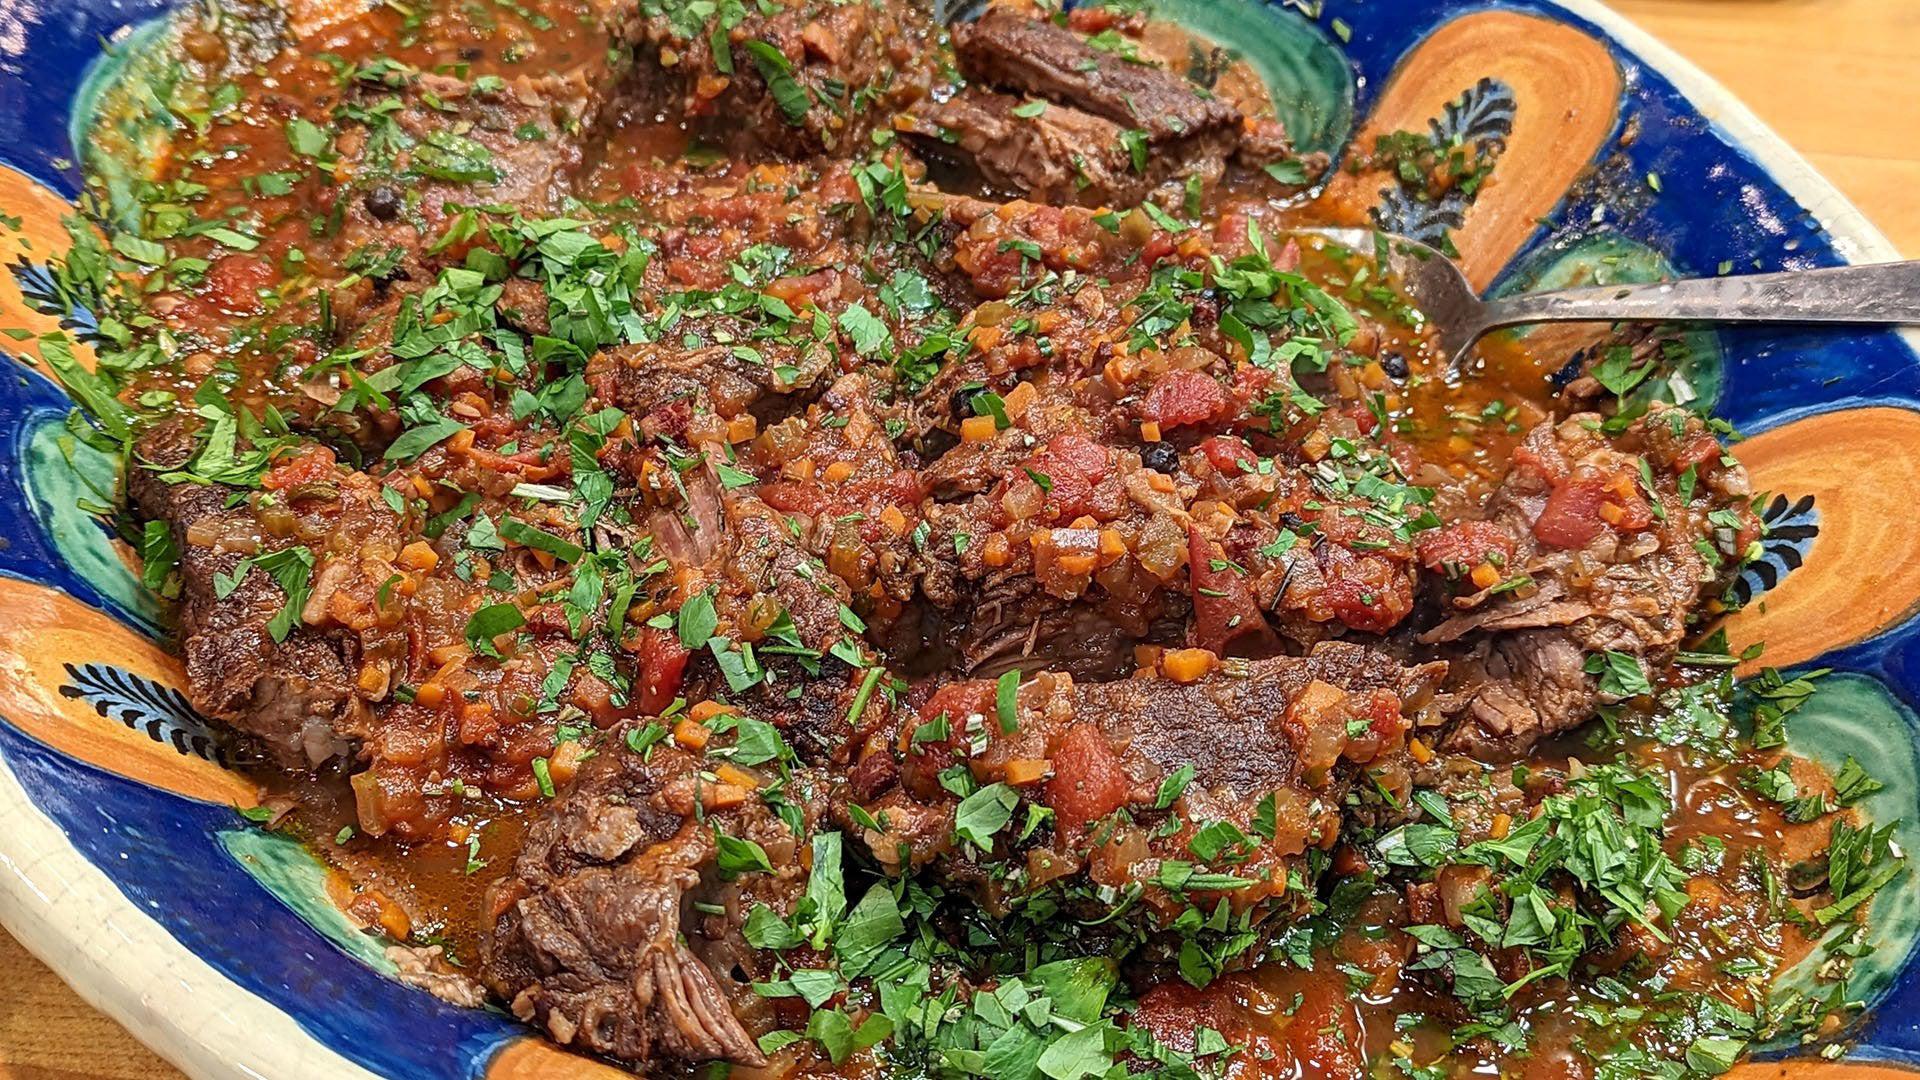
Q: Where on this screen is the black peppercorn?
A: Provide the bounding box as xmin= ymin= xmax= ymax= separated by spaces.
xmin=363 ymin=185 xmax=403 ymax=222
xmin=1142 ymin=441 xmax=1179 ymax=474
xmin=1379 ymin=350 xmax=1409 ymax=380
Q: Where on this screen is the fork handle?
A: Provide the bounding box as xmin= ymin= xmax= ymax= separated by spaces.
xmin=1481 ymin=260 xmax=1920 ymax=330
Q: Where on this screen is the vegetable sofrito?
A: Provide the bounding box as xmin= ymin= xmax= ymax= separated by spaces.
xmin=22 ymin=0 xmax=1902 ymax=1076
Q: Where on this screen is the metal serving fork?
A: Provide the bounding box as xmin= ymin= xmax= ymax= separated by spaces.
xmin=1292 ymin=228 xmax=1920 ymax=370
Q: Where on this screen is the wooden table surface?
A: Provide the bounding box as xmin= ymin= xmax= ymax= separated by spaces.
xmin=2 ymin=1 xmax=1916 ymax=1077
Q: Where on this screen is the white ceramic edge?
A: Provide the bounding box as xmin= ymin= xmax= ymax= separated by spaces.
xmin=0 ymin=751 xmax=386 ymax=1080
xmin=0 ymin=3 xmax=1912 ymax=1080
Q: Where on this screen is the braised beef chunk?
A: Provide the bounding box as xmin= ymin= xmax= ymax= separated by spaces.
xmin=1425 ymin=407 xmax=1757 ymax=758
xmin=917 ymin=9 xmax=1321 ymax=204
xmin=900 ymin=89 xmax=1143 ymax=208
xmin=748 ymin=374 xmax=924 ymax=621
xmin=844 ymin=644 xmax=1444 ymax=922
xmin=952 ymin=10 xmax=1239 ymax=147
xmin=127 ymin=422 xmax=365 ymax=767
xmin=586 ymin=340 xmax=829 ymax=425
xmin=482 ymin=730 xmax=822 ymax=1068
xmin=1098 ymin=644 xmax=1447 ymax=791
xmin=319 ymin=67 xmax=608 ymax=346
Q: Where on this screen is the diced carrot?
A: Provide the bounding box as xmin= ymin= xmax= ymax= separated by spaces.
xmin=550 ymin=739 xmax=588 ymax=785
xmin=357 ymin=662 xmax=388 ymax=694
xmin=1004 ymin=380 xmax=1036 ymax=419
xmin=414 ymin=682 xmax=448 ymax=708
xmin=1470 ymin=561 xmax=1501 ymax=590
xmin=1408 ymin=737 xmax=1434 ymax=764
xmin=397 ymin=541 xmax=439 ymax=572
xmin=879 ymin=505 xmax=910 ymax=537
xmin=1005 ymin=758 xmax=1052 ymax=786
xmin=823 ymin=461 xmax=854 ymax=484
xmin=1490 ymin=813 xmax=1513 ymax=840
xmin=961 ymin=415 xmax=998 ymax=443
xmin=1161 ymin=648 xmax=1217 ymax=683
xmin=982 ymin=532 xmax=1012 ymax=567
xmin=1139 ymin=420 xmax=1162 ymax=442
xmin=674 ymin=717 xmax=711 ymax=750
xmin=716 ymin=763 xmax=763 ymax=790
xmin=1098 ymin=529 xmax=1126 ymax=564
xmin=1054 ymin=551 xmax=1098 ymax=576
xmin=690 ymin=700 xmax=737 ymax=723
xmin=727 ymin=416 xmax=758 ymax=443
xmin=368 ymin=892 xmax=412 ymax=941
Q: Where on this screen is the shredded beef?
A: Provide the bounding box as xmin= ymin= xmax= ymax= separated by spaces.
xmin=481 ymin=731 xmax=823 ymax=1068
xmin=1427 ymin=408 xmax=1756 ymax=758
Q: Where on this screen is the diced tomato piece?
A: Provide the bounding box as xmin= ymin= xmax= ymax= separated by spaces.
xmin=1142 ymin=371 xmax=1232 ymax=429
xmin=1534 ymin=480 xmax=1608 ymax=548
xmin=1132 ymin=980 xmax=1230 ymax=1053
xmin=1416 ymin=520 xmax=1517 ymax=576
xmin=1040 ymin=432 xmax=1110 ymax=478
xmin=1318 ymin=554 xmax=1414 ymax=634
xmin=902 ymin=681 xmax=993 ymax=801
xmin=261 ymin=444 xmax=337 ymax=490
xmin=1020 ymin=434 xmax=1111 ymax=522
xmin=1189 ymin=525 xmax=1274 ymax=654
xmin=1674 ymin=432 xmax=1722 ymax=472
xmin=1341 ymin=689 xmax=1407 ymax=764
xmin=200 ymin=254 xmax=277 ymax=316
xmin=757 ymin=480 xmax=826 ymax=516
xmin=633 ymin=626 xmax=690 ymax=716
xmin=919 ymin=681 xmax=995 ymax=728
xmin=1199 ymin=435 xmax=1256 ymax=474
xmin=1065 ymin=5 xmax=1117 ymax=31
xmin=1045 ymin=723 xmax=1130 ymax=835
xmin=1533 ymin=473 xmax=1653 ymax=549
